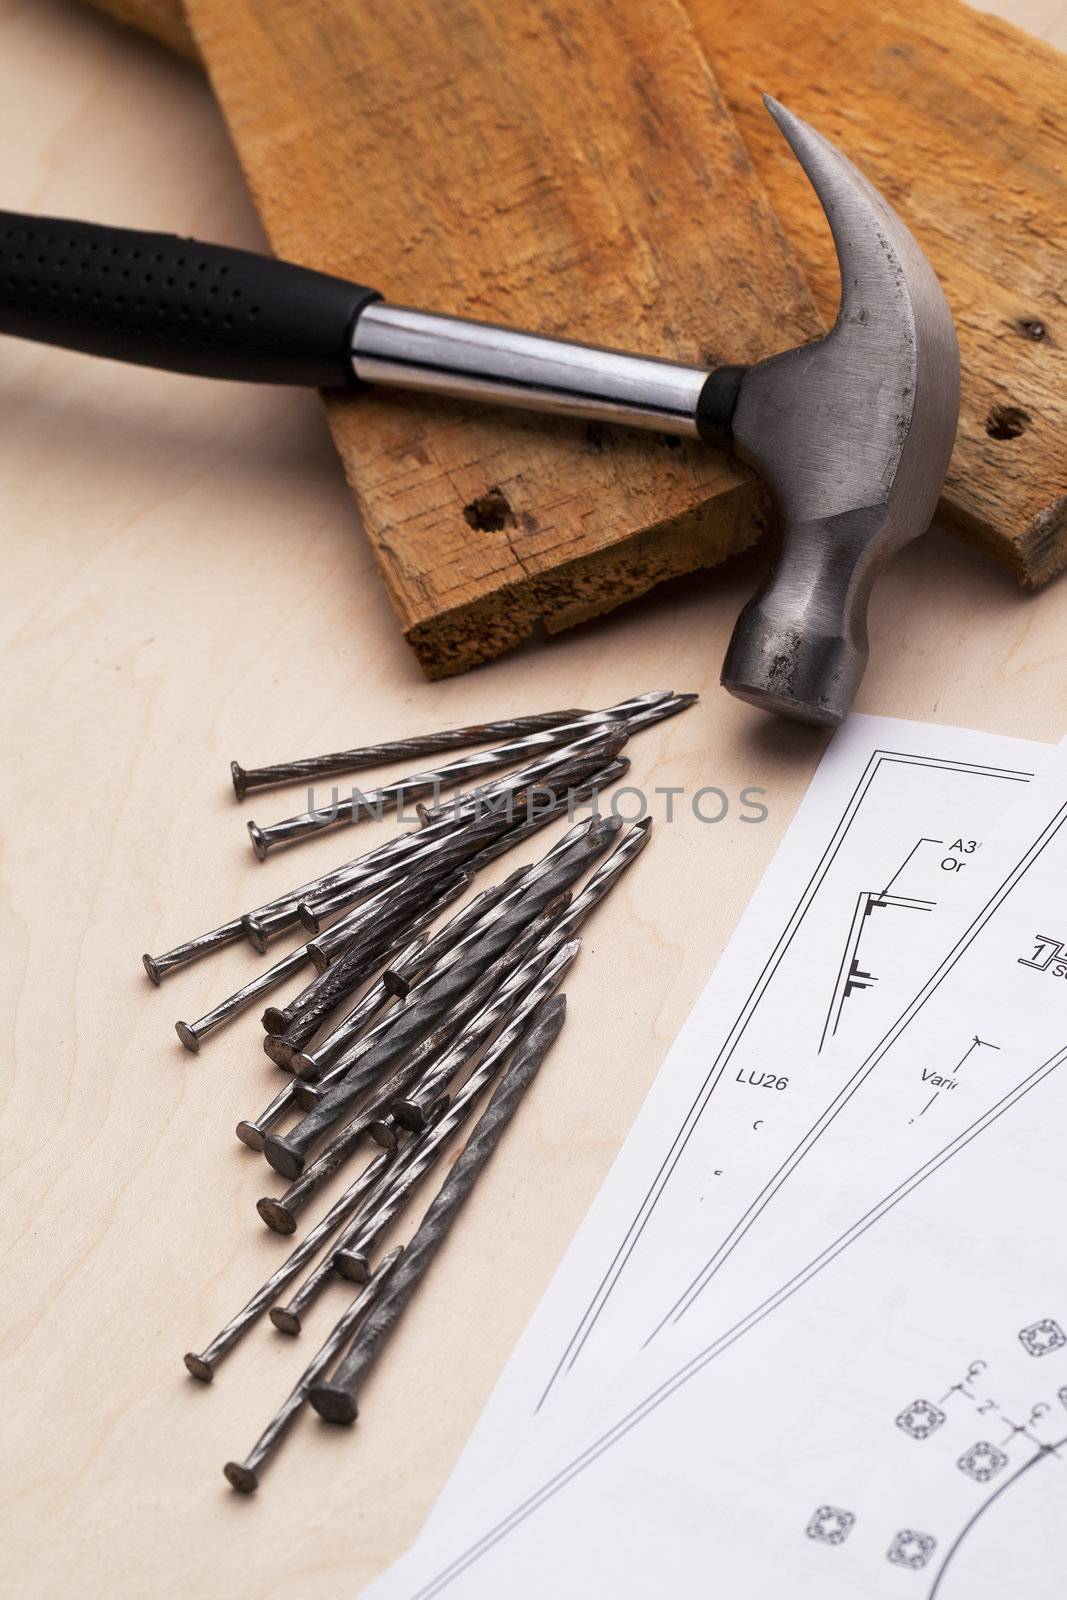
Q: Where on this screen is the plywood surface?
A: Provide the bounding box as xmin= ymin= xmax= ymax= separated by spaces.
xmin=2 ymin=4 xmax=1066 ymax=1599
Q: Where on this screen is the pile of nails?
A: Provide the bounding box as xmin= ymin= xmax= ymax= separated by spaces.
xmin=145 ymin=690 xmax=696 ymax=1491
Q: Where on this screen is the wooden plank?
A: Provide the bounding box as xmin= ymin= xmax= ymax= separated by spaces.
xmin=694 ymin=0 xmax=1067 ymax=584
xmin=171 ymin=0 xmax=821 ymax=675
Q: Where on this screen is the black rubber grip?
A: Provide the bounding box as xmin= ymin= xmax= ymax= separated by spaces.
xmin=0 ymin=211 xmax=380 ymax=387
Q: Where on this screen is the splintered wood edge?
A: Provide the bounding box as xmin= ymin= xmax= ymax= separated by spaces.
xmin=405 ymin=477 xmax=770 ymax=678
xmin=947 ymin=494 xmax=1067 ymax=589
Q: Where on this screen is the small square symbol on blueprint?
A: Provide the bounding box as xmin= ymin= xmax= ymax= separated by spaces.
xmin=1019 ymin=1318 xmax=1066 ymax=1357
xmin=805 ymin=1505 xmax=855 ymax=1545
xmin=958 ymin=1441 xmax=1008 ymax=1482
xmin=895 ymin=1399 xmax=946 ymax=1440
xmin=887 ymin=1529 xmax=937 ymax=1569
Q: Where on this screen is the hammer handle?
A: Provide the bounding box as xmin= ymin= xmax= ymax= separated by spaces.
xmin=0 ymin=212 xmax=380 ymax=387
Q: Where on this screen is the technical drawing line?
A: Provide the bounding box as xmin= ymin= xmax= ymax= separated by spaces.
xmin=411 ymin=1038 xmax=1067 ymax=1598
xmin=820 ymin=891 xmax=870 ymax=1053
xmin=927 ymin=1432 xmax=1067 ymax=1598
xmin=820 ymin=889 xmax=936 ymax=1052
xmin=537 ymin=750 xmax=1034 ymax=1407
xmin=883 ymin=836 xmax=943 ymax=896
xmin=652 ymin=799 xmax=1067 ymax=1338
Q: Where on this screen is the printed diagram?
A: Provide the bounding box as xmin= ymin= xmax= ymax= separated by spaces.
xmin=887 ymin=1329 xmax=1067 ymax=1594
xmin=1019 ymin=1319 xmax=1066 ymax=1358
xmin=888 ymin=1529 xmax=938 ymax=1570
xmin=806 ymin=1505 xmax=855 ymax=1545
xmin=1017 ymin=934 xmax=1067 ymax=979
xmin=957 ymin=1442 xmax=1008 ymax=1483
xmin=821 ymin=836 xmax=948 ymax=1049
xmin=910 ymin=1035 xmax=1001 ymax=1122
xmin=896 ymin=1399 xmax=947 ymax=1440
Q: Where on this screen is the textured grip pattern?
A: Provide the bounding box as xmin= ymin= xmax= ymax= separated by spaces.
xmin=0 ymin=212 xmax=379 ymax=387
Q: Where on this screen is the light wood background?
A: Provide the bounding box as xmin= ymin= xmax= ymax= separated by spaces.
xmin=2 ymin=1 xmax=1065 ymax=1596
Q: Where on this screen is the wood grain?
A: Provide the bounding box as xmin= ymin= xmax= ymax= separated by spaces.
xmin=697 ymin=0 xmax=1067 ymax=584
xmin=177 ymin=0 xmax=821 ymax=675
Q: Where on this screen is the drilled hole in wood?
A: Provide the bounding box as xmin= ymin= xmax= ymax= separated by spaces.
xmin=463 ymin=486 xmax=514 ymax=532
xmin=985 ymin=404 xmax=1031 ymax=441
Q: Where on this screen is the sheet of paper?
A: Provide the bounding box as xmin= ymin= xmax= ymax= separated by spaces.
xmin=364 ymin=740 xmax=1067 ymax=1599
xmin=428 ymin=716 xmax=1049 ymax=1525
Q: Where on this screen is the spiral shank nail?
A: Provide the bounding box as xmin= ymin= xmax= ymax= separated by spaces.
xmin=309 ymin=995 xmax=567 ymax=1424
xmin=222 ymin=1248 xmax=404 ymax=1493
xmin=228 ymin=709 xmax=591 ymax=798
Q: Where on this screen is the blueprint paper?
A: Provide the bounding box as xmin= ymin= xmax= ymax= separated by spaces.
xmin=363 ymin=739 xmax=1067 ymax=1599
xmin=426 ymin=717 xmax=1049 ymax=1526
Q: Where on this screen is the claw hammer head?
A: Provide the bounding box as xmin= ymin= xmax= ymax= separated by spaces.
xmin=718 ymin=98 xmax=960 ymax=728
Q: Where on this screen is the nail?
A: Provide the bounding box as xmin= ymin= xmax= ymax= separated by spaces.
xmin=245 ymin=718 xmax=628 ymax=858
xmin=305 ymin=866 xmax=467 ymax=975
xmin=229 ymin=710 xmax=596 ymax=799
xmin=417 ymin=725 xmax=627 ymax=827
xmin=289 ymin=884 xmax=509 ymax=1081
xmin=259 ymin=872 xmax=470 ymax=1078
xmin=383 ymin=928 xmax=568 ymax=1138
xmin=174 ymin=944 xmax=314 ymax=1054
xmin=280 ymin=931 xmax=429 ymax=1092
xmin=234 ymin=938 xmax=428 ymax=1152
xmin=143 ymin=917 xmax=245 ymax=985
xmin=269 ymin=1104 xmax=450 ymax=1331
xmin=183 ymin=1146 xmax=397 ymax=1374
xmin=375 ymin=810 xmax=603 ymax=997
xmin=260 ymin=925 xmax=577 ymax=1251
xmin=338 ymin=941 xmax=577 ymax=1277
xmin=222 ymin=1248 xmax=403 ymax=1493
xmin=310 ymin=995 xmax=567 ymax=1423
xmin=260 ymin=838 xmax=601 ymax=1178
xmin=555 ymin=816 xmax=654 ymax=940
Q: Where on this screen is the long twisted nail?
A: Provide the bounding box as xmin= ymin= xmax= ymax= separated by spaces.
xmin=229 ymin=708 xmax=596 ymax=799
xmin=257 ymin=923 xmax=580 ymax=1236
xmin=222 ymin=1248 xmax=403 ymax=1493
xmin=289 ymin=884 xmax=509 ymax=1082
xmin=234 ymin=935 xmax=430 ymax=1151
xmin=382 ymin=933 xmax=567 ymax=1140
xmin=337 ymin=941 xmax=578 ymax=1278
xmin=261 ymin=829 xmax=609 ymax=1177
xmin=183 ymin=1146 xmax=397 ymax=1373
xmin=252 ymin=819 xmax=613 ymax=1224
xmin=310 ymin=996 xmax=567 ymax=1423
xmin=268 ymin=1104 xmax=449 ymax=1332
xmin=246 ymin=720 xmax=627 ymax=858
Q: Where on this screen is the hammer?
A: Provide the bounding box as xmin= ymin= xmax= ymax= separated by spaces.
xmin=0 ymin=98 xmax=958 ymax=726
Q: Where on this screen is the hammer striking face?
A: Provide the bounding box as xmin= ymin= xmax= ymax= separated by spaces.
xmin=0 ymin=98 xmax=958 ymax=725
